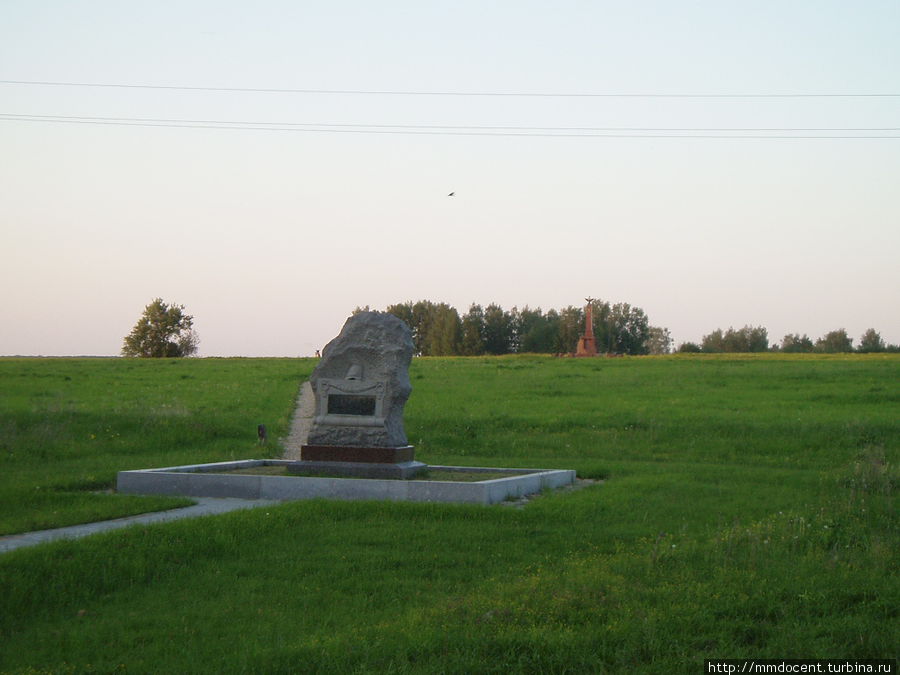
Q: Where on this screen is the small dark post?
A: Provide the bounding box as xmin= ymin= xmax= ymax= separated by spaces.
xmin=257 ymin=424 xmax=268 ymax=444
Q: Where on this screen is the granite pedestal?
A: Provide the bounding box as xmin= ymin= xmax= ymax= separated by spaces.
xmin=291 ymin=444 xmax=426 ymax=478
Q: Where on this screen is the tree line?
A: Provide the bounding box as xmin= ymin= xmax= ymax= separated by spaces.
xmin=367 ymin=301 xmax=898 ymax=357
xmin=354 ymin=299 xmax=670 ymax=356
xmin=120 ymin=297 xmax=896 ymax=358
xmin=677 ymin=326 xmax=899 ymax=354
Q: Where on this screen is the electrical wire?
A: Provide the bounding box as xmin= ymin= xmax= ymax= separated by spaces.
xmin=2 ymin=113 xmax=898 ymax=138
xmin=3 ymin=113 xmax=899 ymax=133
xmin=2 ymin=79 xmax=899 ymax=98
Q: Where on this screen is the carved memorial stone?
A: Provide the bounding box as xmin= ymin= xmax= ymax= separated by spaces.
xmin=293 ymin=311 xmax=425 ymax=478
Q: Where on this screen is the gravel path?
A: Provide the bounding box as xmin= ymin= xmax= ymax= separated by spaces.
xmin=282 ymin=380 xmax=315 ymax=460
xmin=0 ymin=498 xmax=278 ymax=554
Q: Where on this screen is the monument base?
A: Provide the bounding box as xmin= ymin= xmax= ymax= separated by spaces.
xmin=300 ymin=444 xmax=415 ymax=464
xmin=117 ymin=459 xmax=576 ymax=504
xmin=287 ymin=459 xmax=427 ymax=479
xmin=293 ymin=445 xmax=425 ymax=479
xmin=575 ymin=336 xmax=598 ymax=357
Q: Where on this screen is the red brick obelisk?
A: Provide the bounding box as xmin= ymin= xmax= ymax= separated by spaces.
xmin=575 ymin=297 xmax=598 ymax=357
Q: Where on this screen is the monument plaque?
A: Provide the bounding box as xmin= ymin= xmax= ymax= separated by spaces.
xmin=327 ymin=394 xmax=377 ymax=417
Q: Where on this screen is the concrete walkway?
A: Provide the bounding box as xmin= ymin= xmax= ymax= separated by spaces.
xmin=0 ymin=498 xmax=278 ymax=554
xmin=282 ymin=380 xmax=314 ymax=460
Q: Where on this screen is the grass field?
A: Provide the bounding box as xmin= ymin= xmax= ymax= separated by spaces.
xmin=0 ymin=357 xmax=315 ymax=534
xmin=0 ymin=354 xmax=897 ymax=673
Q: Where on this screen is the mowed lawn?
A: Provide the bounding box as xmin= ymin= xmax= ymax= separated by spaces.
xmin=0 ymin=355 xmax=897 ymax=673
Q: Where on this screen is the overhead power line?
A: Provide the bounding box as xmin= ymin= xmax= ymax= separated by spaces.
xmin=2 ymin=79 xmax=899 ymax=98
xmin=3 ymin=113 xmax=898 ymax=138
xmin=2 ymin=113 xmax=899 ymax=132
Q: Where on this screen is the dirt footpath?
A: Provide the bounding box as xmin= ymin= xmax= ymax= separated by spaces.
xmin=282 ymin=381 xmax=314 ymax=460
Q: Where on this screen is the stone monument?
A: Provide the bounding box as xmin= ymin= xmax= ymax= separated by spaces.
xmin=289 ymin=311 xmax=426 ymax=479
xmin=575 ymin=297 xmax=599 ymax=357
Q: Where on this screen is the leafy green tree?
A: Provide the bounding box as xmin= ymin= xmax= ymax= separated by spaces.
xmin=426 ymin=303 xmax=462 ymax=356
xmin=609 ymin=302 xmax=651 ymax=355
xmin=646 ymin=326 xmax=673 ymax=355
xmin=122 ymin=298 xmax=199 ymax=358
xmin=410 ymin=300 xmax=438 ymax=354
xmin=460 ymin=304 xmax=486 ymax=355
xmin=385 ymin=301 xmax=415 ymax=328
xmin=702 ymin=326 xmax=768 ymax=353
xmin=514 ymin=306 xmax=558 ymax=353
xmin=511 ymin=306 xmax=537 ymax=352
xmin=385 ymin=302 xmax=419 ymax=352
xmin=556 ymin=306 xmax=584 ymax=354
xmin=701 ymin=328 xmax=726 ymax=353
xmin=677 ymin=341 xmax=702 ymax=353
xmin=740 ymin=325 xmax=769 ymax=352
xmin=386 ymin=300 xmax=445 ymax=355
xmin=483 ymin=303 xmax=514 ymax=355
xmin=857 ymin=328 xmax=885 ymax=353
xmin=538 ymin=309 xmax=562 ymax=352
xmin=589 ymin=299 xmax=613 ymax=353
xmin=815 ymin=329 xmax=853 ymax=353
xmin=781 ymin=334 xmax=815 ymax=353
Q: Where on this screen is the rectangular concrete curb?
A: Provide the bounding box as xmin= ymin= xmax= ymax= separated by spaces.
xmin=117 ymin=460 xmax=577 ymax=505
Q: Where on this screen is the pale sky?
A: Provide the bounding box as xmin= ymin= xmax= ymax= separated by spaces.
xmin=2 ymin=1 xmax=898 ymax=356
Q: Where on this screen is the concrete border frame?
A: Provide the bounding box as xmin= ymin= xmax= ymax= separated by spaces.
xmin=117 ymin=460 xmax=577 ymax=506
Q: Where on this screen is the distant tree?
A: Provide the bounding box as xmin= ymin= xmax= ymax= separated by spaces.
xmin=385 ymin=301 xmax=420 ymax=353
xmin=556 ymin=306 xmax=584 ymax=354
xmin=702 ymin=326 xmax=768 ymax=353
xmin=677 ymin=342 xmax=702 ymax=353
xmin=857 ymin=328 xmax=885 ymax=353
xmin=385 ymin=301 xmax=414 ymax=327
xmin=514 ymin=307 xmax=559 ymax=353
xmin=460 ymin=304 xmax=486 ymax=356
xmin=589 ymin=299 xmax=613 ymax=353
xmin=483 ymin=303 xmax=514 ymax=355
xmin=741 ymin=325 xmax=769 ymax=352
xmin=646 ymin=326 xmax=673 ymax=355
xmin=780 ymin=333 xmax=815 ymax=353
xmin=510 ymin=306 xmax=533 ymax=352
xmin=410 ymin=300 xmax=440 ymax=354
xmin=426 ymin=303 xmax=461 ymax=356
xmin=539 ymin=309 xmax=562 ymax=352
xmin=386 ymin=300 xmax=461 ymax=356
xmin=122 ymin=298 xmax=199 ymax=358
xmin=701 ymin=329 xmax=726 ymax=353
xmin=609 ymin=302 xmax=651 ymax=355
xmin=510 ymin=305 xmax=550 ymax=353
xmin=815 ymin=329 xmax=853 ymax=353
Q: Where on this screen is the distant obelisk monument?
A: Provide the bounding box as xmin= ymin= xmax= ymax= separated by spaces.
xmin=575 ymin=297 xmax=599 ymax=357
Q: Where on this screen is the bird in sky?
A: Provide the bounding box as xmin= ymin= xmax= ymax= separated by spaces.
xmin=448 ymin=192 xmax=455 ymax=196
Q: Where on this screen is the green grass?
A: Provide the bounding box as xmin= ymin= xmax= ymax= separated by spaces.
xmin=0 ymin=357 xmax=315 ymax=534
xmin=0 ymin=354 xmax=897 ymax=673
